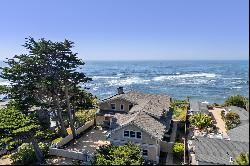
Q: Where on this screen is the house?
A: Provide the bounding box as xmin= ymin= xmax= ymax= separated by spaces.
xmin=188 ymin=119 xmax=249 ymax=165
xmin=188 ymin=100 xmax=210 ymax=116
xmin=224 ymin=106 xmax=249 ymax=125
xmin=96 ymin=87 xmax=175 ymax=164
xmin=188 ymin=136 xmax=249 ymax=165
xmin=227 ymin=123 xmax=249 ymax=143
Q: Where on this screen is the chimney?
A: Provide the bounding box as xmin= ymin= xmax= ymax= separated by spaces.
xmin=117 ymin=87 xmax=124 ymax=94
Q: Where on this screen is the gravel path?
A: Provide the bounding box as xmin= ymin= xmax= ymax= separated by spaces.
xmin=208 ymin=107 xmax=228 ymax=137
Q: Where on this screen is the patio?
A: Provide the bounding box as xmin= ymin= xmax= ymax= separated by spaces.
xmin=63 ymin=127 xmax=110 ymax=156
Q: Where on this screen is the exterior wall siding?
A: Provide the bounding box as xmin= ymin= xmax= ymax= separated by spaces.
xmin=99 ymin=99 xmax=133 ymax=112
xmin=110 ymin=124 xmax=160 ymax=163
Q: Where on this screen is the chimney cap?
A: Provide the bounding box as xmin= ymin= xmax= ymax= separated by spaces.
xmin=117 ymin=87 xmax=124 ymax=94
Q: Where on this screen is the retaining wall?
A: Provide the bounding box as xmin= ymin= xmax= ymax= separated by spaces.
xmin=49 ymin=120 xmax=95 ymax=161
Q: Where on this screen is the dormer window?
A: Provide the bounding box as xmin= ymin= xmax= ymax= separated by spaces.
xmin=121 ymin=104 xmax=124 ymax=110
xmin=111 ymin=103 xmax=116 ymax=110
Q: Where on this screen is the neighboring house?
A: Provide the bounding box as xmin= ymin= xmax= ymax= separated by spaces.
xmin=188 ymin=100 xmax=210 ymax=116
xmin=187 ymin=104 xmax=250 ymax=165
xmin=227 ymin=123 xmax=249 ymax=143
xmin=96 ymin=87 xmax=174 ymax=164
xmin=188 ymin=137 xmax=249 ymax=165
xmin=224 ymin=106 xmax=249 ymax=125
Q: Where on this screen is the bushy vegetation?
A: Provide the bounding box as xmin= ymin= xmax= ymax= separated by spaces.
xmin=224 ymin=112 xmax=240 ymax=130
xmin=172 ymin=142 xmax=184 ymax=162
xmin=92 ymin=142 xmax=144 ymax=165
xmin=75 ymin=109 xmax=97 ymax=127
xmin=189 ymin=113 xmax=213 ymax=131
xmin=10 ymin=142 xmax=48 ymax=165
xmin=224 ymin=95 xmax=248 ymax=109
xmin=51 ymin=137 xmax=63 ymax=146
xmin=171 ymin=99 xmax=188 ymax=121
xmin=0 ymin=37 xmax=97 ymax=164
xmin=234 ymin=153 xmax=249 ymax=165
xmin=172 ymin=142 xmax=184 ymax=153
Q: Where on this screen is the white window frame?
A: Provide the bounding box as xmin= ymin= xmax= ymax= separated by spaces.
xmin=111 ymin=103 xmax=116 ymax=110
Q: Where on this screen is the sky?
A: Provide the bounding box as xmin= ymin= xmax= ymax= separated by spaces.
xmin=0 ymin=0 xmax=249 ymax=61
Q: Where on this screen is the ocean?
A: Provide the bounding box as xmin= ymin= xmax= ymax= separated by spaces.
xmin=0 ymin=60 xmax=249 ymax=104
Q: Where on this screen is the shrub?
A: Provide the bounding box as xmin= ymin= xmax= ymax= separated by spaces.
xmin=189 ymin=113 xmax=213 ymax=131
xmin=75 ymin=109 xmax=96 ymax=127
xmin=172 ymin=142 xmax=184 ymax=153
xmin=51 ymin=137 xmax=63 ymax=145
xmin=224 ymin=95 xmax=248 ymax=109
xmin=234 ymin=153 xmax=249 ymax=165
xmin=92 ymin=142 xmax=144 ymax=165
xmin=224 ymin=112 xmax=240 ymax=130
xmin=10 ymin=142 xmax=48 ymax=164
xmin=172 ymin=142 xmax=184 ymax=161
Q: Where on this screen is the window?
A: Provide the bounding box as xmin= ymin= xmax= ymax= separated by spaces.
xmin=120 ymin=104 xmax=124 ymax=110
xmin=130 ymin=131 xmax=135 ymax=138
xmin=129 ymin=104 xmax=133 ymax=110
xmin=111 ymin=103 xmax=116 ymax=110
xmin=136 ymin=132 xmax=141 ymax=139
xmin=142 ymin=149 xmax=148 ymax=156
xmin=105 ymin=117 xmax=109 ymax=121
xmin=124 ymin=130 xmax=129 ymax=137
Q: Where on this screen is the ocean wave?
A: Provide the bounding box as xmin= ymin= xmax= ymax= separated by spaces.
xmin=153 ymin=73 xmax=218 ymax=81
xmin=231 ymin=86 xmax=242 ymax=89
xmin=108 ymin=77 xmax=151 ymax=86
xmin=92 ymin=76 xmax=119 ymax=80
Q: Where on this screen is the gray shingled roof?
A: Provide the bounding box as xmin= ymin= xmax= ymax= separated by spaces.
xmin=110 ymin=109 xmax=173 ymax=140
xmin=227 ymin=123 xmax=249 ymax=143
xmin=225 ymin=106 xmax=249 ymax=122
xmin=189 ymin=100 xmax=209 ymax=114
xmin=101 ymin=91 xmax=172 ymax=139
xmin=193 ymin=137 xmax=249 ymax=165
xmin=101 ymin=91 xmax=171 ymax=118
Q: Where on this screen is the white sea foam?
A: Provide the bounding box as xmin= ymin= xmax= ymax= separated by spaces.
xmin=108 ymin=77 xmax=150 ymax=86
xmin=92 ymin=76 xmax=119 ymax=80
xmin=231 ymin=86 xmax=242 ymax=89
xmin=153 ymin=73 xmax=218 ymax=81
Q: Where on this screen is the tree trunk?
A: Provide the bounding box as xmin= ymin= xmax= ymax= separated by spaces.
xmin=53 ymin=95 xmax=67 ymax=137
xmin=65 ymin=85 xmax=77 ymax=138
xmin=31 ymin=137 xmax=45 ymax=164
